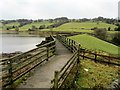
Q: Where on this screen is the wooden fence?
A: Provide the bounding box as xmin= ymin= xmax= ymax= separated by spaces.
xmin=80 ymin=50 xmax=120 ymax=66
xmin=0 ymin=36 xmax=56 ymax=88
xmin=57 ymin=34 xmax=120 ymax=66
xmin=51 ymin=34 xmax=81 ymax=89
xmin=51 ymin=34 xmax=120 ymax=89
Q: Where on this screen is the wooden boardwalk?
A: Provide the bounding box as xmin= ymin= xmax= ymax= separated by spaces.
xmin=17 ymin=39 xmax=72 ymax=88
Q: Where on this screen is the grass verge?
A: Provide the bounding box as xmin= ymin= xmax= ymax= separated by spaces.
xmin=75 ymin=59 xmax=119 ymax=88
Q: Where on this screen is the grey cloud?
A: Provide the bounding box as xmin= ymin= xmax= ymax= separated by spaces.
xmin=0 ymin=0 xmax=118 ymax=19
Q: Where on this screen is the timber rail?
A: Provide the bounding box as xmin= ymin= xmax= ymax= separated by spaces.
xmin=51 ymin=35 xmax=81 ymax=89
xmin=0 ymin=36 xmax=56 ymax=88
xmin=51 ymin=34 xmax=119 ymax=89
xmin=56 ymin=34 xmax=120 ymax=66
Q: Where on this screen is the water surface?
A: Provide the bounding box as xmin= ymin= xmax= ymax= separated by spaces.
xmin=0 ymin=33 xmax=45 ymax=53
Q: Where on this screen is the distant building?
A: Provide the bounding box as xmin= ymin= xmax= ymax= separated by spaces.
xmin=118 ymin=1 xmax=120 ymax=20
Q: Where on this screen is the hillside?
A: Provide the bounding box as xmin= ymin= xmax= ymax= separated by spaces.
xmin=17 ymin=21 xmax=54 ymax=31
xmin=2 ymin=21 xmax=54 ymax=31
xmin=69 ymin=34 xmax=119 ymax=55
xmin=2 ymin=22 xmax=20 ymax=30
xmin=53 ymin=21 xmax=117 ymax=33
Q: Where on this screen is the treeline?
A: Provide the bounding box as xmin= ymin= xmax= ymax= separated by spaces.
xmin=92 ymin=16 xmax=117 ymax=25
xmin=28 ymin=17 xmax=69 ymax=31
xmin=1 ymin=17 xmax=118 ymax=31
xmin=1 ymin=16 xmax=117 ymax=25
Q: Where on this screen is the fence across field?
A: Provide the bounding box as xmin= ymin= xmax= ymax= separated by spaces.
xmin=80 ymin=50 xmax=120 ymax=66
xmin=56 ymin=34 xmax=120 ymax=66
xmin=0 ymin=36 xmax=56 ymax=88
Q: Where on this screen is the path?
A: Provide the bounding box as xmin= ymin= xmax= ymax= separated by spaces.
xmin=17 ymin=39 xmax=72 ymax=88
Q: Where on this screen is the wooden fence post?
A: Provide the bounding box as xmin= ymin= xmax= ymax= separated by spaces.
xmin=54 ymin=41 xmax=56 ymax=55
xmin=72 ymin=41 xmax=74 ymax=52
xmin=68 ymin=39 xmax=70 ymax=51
xmin=71 ymin=40 xmax=74 ymax=52
xmin=54 ymin=71 xmax=59 ymax=89
xmin=64 ymin=37 xmax=67 ymax=46
xmin=77 ymin=44 xmax=80 ymax=74
xmin=74 ymin=44 xmax=81 ymax=85
xmin=8 ymin=59 xmax=13 ymax=88
xmin=94 ymin=53 xmax=97 ymax=63
xmin=77 ymin=44 xmax=80 ymax=62
xmin=83 ymin=51 xmax=85 ymax=60
xmin=66 ymin=38 xmax=68 ymax=47
xmin=46 ymin=46 xmax=49 ymax=61
xmin=69 ymin=39 xmax=70 ymax=48
xmin=108 ymin=56 xmax=110 ymax=66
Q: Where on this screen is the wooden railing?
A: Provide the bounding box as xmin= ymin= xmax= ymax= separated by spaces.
xmin=51 ymin=34 xmax=81 ymax=89
xmin=57 ymin=34 xmax=120 ymax=66
xmin=51 ymin=34 xmax=120 ymax=89
xmin=0 ymin=37 xmax=56 ymax=88
xmin=80 ymin=50 xmax=120 ymax=66
xmin=56 ymin=34 xmax=80 ymax=53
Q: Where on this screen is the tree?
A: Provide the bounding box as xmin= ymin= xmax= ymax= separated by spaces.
xmin=32 ymin=25 xmax=37 ymax=31
xmin=39 ymin=25 xmax=45 ymax=29
xmin=15 ymin=27 xmax=19 ymax=31
xmin=108 ymin=27 xmax=111 ymax=31
xmin=115 ymin=25 xmax=120 ymax=31
xmin=94 ymin=28 xmax=107 ymax=39
xmin=112 ymin=32 xmax=120 ymax=45
xmin=49 ymin=19 xmax=53 ymax=23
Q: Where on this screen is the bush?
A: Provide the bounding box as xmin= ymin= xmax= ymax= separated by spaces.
xmin=39 ymin=25 xmax=46 ymax=29
xmin=94 ymin=28 xmax=107 ymax=39
xmin=115 ymin=25 xmax=120 ymax=31
xmin=91 ymin=27 xmax=98 ymax=30
xmin=112 ymin=32 xmax=120 ymax=45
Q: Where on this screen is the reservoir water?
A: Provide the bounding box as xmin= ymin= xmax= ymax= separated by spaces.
xmin=0 ymin=33 xmax=45 ymax=53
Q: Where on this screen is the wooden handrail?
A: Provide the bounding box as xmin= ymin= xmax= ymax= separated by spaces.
xmin=1 ymin=36 xmax=56 ymax=88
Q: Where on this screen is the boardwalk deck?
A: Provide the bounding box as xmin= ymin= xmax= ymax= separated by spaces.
xmin=17 ymin=39 xmax=72 ymax=88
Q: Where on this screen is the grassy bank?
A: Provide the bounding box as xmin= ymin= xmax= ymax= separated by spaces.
xmin=69 ymin=34 xmax=119 ymax=55
xmin=75 ymin=59 xmax=119 ymax=88
xmin=54 ymin=21 xmax=117 ymax=31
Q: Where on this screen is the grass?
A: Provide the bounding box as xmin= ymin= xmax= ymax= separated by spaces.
xmin=75 ymin=59 xmax=119 ymax=88
xmin=53 ymin=28 xmax=93 ymax=33
xmin=1 ymin=21 xmax=118 ymax=34
xmin=17 ymin=21 xmax=54 ymax=31
xmin=53 ymin=21 xmax=117 ymax=31
xmin=69 ymin=34 xmax=119 ymax=55
xmin=2 ymin=22 xmax=20 ymax=30
xmin=1 ymin=21 xmax=54 ymax=31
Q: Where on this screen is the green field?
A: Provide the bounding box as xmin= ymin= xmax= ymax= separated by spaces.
xmin=53 ymin=21 xmax=117 ymax=32
xmin=12 ymin=22 xmax=53 ymax=31
xmin=69 ymin=34 xmax=119 ymax=55
xmin=42 ymin=21 xmax=118 ymax=33
xmin=12 ymin=21 xmax=54 ymax=31
xmin=1 ymin=21 xmax=118 ymax=34
xmin=1 ymin=21 xmax=54 ymax=31
xmin=2 ymin=22 xmax=20 ymax=30
xmin=5 ymin=22 xmax=20 ymax=27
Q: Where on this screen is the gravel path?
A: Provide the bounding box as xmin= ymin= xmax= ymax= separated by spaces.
xmin=16 ymin=40 xmax=72 ymax=88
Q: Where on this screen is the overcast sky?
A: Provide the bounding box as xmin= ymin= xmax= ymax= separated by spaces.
xmin=0 ymin=0 xmax=119 ymax=20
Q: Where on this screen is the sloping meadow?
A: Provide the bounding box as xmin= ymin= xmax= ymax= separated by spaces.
xmin=68 ymin=34 xmax=119 ymax=56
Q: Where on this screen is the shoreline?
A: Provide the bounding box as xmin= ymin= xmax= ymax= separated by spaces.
xmin=0 ymin=51 xmax=22 ymax=59
xmin=0 ymin=30 xmax=84 ymax=35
